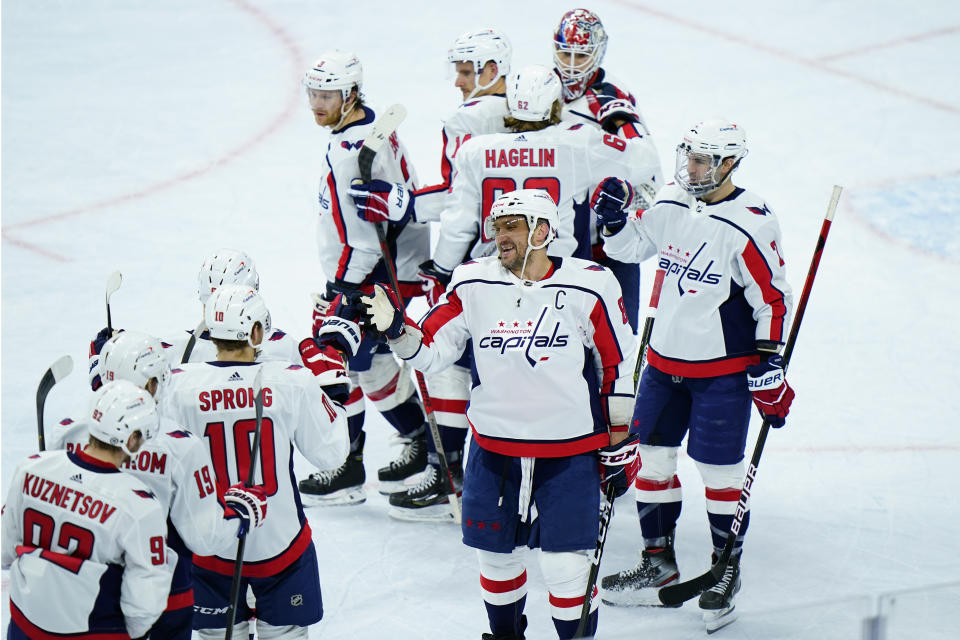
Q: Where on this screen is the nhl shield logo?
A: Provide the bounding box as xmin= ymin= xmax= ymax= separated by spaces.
xmin=290 ymin=594 xmax=303 ymax=607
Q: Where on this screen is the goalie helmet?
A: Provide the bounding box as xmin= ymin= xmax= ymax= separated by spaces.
xmin=303 ymin=50 xmax=363 ymax=102
xmin=448 ymin=28 xmax=512 ymax=78
xmin=205 ymin=284 xmax=272 ymax=346
xmin=553 ymin=8 xmax=608 ymax=101
xmin=674 ymin=119 xmax=749 ymax=197
xmin=197 ymin=248 xmax=260 ymax=304
xmin=99 ymin=330 xmax=171 ymax=397
xmin=506 ymin=64 xmax=562 ymax=122
xmin=88 ymin=380 xmax=159 ymax=457
xmin=485 ymin=189 xmax=560 ymax=250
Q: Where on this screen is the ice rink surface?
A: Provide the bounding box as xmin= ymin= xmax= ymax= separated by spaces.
xmin=3 ymin=1 xmax=959 ymax=637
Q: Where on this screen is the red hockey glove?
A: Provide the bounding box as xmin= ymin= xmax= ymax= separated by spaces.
xmin=348 ymin=179 xmax=414 ymax=224
xmin=599 ymin=433 xmax=641 ymax=499
xmin=746 ymin=355 xmax=795 ymax=427
xmin=417 ymin=260 xmax=452 ymax=306
xmin=298 ymin=338 xmax=350 ymax=403
xmin=224 ymin=483 xmax=267 ymax=536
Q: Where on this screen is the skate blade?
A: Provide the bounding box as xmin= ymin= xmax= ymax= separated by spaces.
xmin=377 ymin=480 xmax=411 ymax=496
xmin=387 ymin=504 xmax=458 ymax=523
xmin=703 ymin=604 xmax=737 ymax=634
xmin=300 ymin=487 xmax=366 ymax=507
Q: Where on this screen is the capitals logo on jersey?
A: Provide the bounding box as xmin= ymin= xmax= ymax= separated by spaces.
xmin=658 ymin=241 xmax=724 ymax=295
xmin=477 ymin=306 xmax=569 ymax=367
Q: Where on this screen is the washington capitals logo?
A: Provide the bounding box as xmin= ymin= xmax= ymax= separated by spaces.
xmin=341 ymin=140 xmax=364 ymax=151
xmin=659 ymin=242 xmax=723 ymax=295
xmin=478 ymin=307 xmax=569 ymax=368
xmin=747 ymin=204 xmax=771 ymax=216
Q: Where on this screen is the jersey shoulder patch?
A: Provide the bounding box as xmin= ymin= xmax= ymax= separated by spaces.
xmin=269 ymin=329 xmax=287 ymax=341
xmin=59 ymin=418 xmax=74 ymax=426
xmin=286 ymin=364 xmax=304 ymax=370
xmin=567 ymin=123 xmax=585 ymax=130
xmin=132 ymin=489 xmax=157 ymax=500
xmin=746 ymin=204 xmax=772 ymax=217
xmin=166 ymin=430 xmax=192 ymax=439
xmin=584 ymin=264 xmax=606 ymax=272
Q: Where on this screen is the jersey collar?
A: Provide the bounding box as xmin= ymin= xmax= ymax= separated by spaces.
xmin=69 ymin=449 xmax=121 ymax=473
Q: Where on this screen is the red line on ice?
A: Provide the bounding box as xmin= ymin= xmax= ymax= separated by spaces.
xmin=1 ymin=0 xmax=304 ymax=261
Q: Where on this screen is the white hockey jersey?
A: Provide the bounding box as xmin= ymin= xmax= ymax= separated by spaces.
xmin=2 ymin=450 xmax=175 ymax=639
xmin=160 ymin=360 xmax=348 ymax=576
xmin=403 ymin=256 xmax=636 ymax=456
xmin=432 ymin=123 xmax=663 ymax=272
xmin=162 ymin=325 xmax=300 ymax=366
xmin=49 ymin=414 xmax=244 ymax=558
xmin=602 ymin=184 xmax=793 ymax=377
xmin=315 ymin=105 xmax=429 ymax=286
xmin=560 ymin=69 xmax=661 ymax=251
xmin=413 ymin=93 xmax=510 ymax=223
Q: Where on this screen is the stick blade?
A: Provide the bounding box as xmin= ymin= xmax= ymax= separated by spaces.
xmin=50 ymin=355 xmax=74 ymax=383
xmin=106 ymin=271 xmax=123 ymax=298
xmin=358 ymin=104 xmax=408 ymax=182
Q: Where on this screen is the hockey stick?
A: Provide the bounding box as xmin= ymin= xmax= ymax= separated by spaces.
xmin=658 ymin=185 xmax=843 ymax=606
xmin=573 ymin=268 xmax=667 ymax=635
xmin=105 ymin=271 xmax=122 ymax=334
xmin=632 ymin=268 xmax=666 ymax=391
xmin=36 ymin=355 xmax=74 ymax=452
xmin=181 ymin=320 xmax=206 ymax=364
xmin=225 ymin=366 xmax=265 ymax=639
xmin=356 ymin=105 xmax=461 ymax=523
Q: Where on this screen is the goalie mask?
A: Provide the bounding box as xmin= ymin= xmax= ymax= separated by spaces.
xmin=205 ymin=284 xmax=272 ymax=348
xmin=198 ymin=248 xmax=260 ymax=304
xmin=553 ymin=8 xmax=608 ymax=101
xmin=674 ymin=119 xmax=748 ymax=197
xmin=99 ymin=330 xmax=171 ymax=397
xmin=506 ymin=64 xmax=562 ymax=122
xmin=88 ymin=380 xmax=159 ymax=457
xmin=448 ymin=28 xmax=512 ymax=98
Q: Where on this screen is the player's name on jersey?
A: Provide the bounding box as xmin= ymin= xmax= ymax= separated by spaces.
xmin=21 ymin=472 xmax=119 ymax=523
xmin=198 ymin=386 xmax=273 ymax=412
xmin=484 ymin=147 xmax=556 ymax=169
xmin=62 ymin=441 xmax=169 ymax=475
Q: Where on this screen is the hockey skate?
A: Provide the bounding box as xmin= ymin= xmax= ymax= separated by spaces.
xmin=699 ymin=554 xmax=741 ymax=634
xmin=600 ymin=535 xmax=680 ymax=607
xmin=377 ymin=430 xmax=427 ymax=495
xmin=387 ymin=462 xmax=463 ymax=522
xmin=299 ymin=434 xmax=366 ymax=506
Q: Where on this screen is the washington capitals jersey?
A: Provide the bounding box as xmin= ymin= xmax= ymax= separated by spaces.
xmin=432 ymin=123 xmax=662 ymax=272
xmin=2 ymin=450 xmax=174 ymax=639
xmin=160 ymin=360 xmax=348 ymax=576
xmin=413 ymin=93 xmax=510 ymax=223
xmin=163 ymin=325 xmax=299 ymax=366
xmin=404 ymin=256 xmax=636 ymax=456
xmin=49 ymin=414 xmax=244 ymax=558
xmin=603 ymin=184 xmax=793 ymax=377
xmin=315 ymin=105 xmax=428 ymax=285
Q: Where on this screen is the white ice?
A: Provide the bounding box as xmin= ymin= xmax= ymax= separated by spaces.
xmin=3 ymin=1 xmax=959 ymax=638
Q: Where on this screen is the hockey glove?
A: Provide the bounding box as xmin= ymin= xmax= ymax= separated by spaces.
xmin=298 ymin=338 xmax=350 ymax=403
xmin=357 ymin=284 xmax=408 ymax=340
xmin=746 ymin=354 xmax=795 ymax=427
xmin=599 ymin=433 xmax=641 ymax=499
xmin=88 ymin=326 xmax=121 ymax=391
xmin=348 ymin=179 xmax=414 ymax=224
xmin=585 ymin=82 xmax=640 ymax=133
xmin=224 ymin=483 xmax=268 ymax=537
xmin=591 ymin=177 xmax=634 ymax=235
xmin=417 ymin=260 xmax=452 ymax=306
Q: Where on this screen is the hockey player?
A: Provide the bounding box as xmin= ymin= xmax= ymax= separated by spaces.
xmin=552 ymin=7 xmax=660 ymax=333
xmin=593 ymin=119 xmax=795 ymax=633
xmin=87 ymin=248 xmax=299 ymax=390
xmin=161 ymin=284 xmax=350 ymax=639
xmin=299 ymin=49 xmax=431 ymax=504
xmin=50 ymin=330 xmax=269 ymax=639
xmin=352 ymin=28 xmax=513 ymax=520
xmin=2 ymin=380 xmax=174 ymax=639
xmin=356 ymin=190 xmax=641 ymax=639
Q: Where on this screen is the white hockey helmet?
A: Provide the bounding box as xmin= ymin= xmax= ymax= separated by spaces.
xmin=506 ymin=64 xmax=562 ymax=122
xmin=204 ymin=284 xmax=272 ymax=346
xmin=674 ymin=119 xmax=749 ymax=197
xmin=197 ymin=248 xmax=260 ymax=304
xmin=99 ymin=330 xmax=171 ymax=397
xmin=448 ymin=28 xmax=512 ymax=78
xmin=553 ymin=8 xmax=608 ymax=101
xmin=88 ymin=379 xmax=159 ymax=457
xmin=303 ymin=50 xmax=363 ymax=102
xmin=485 ymin=188 xmax=560 ymax=249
